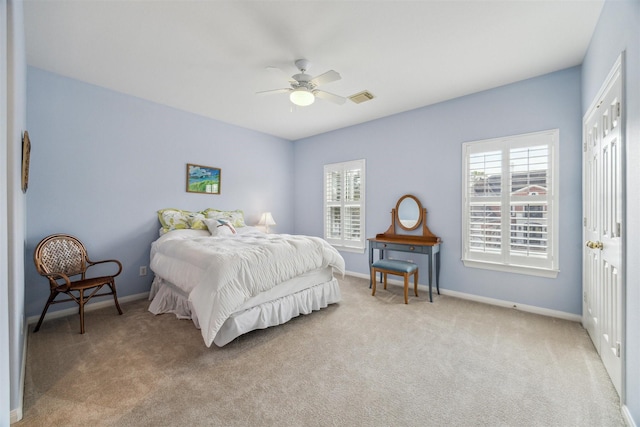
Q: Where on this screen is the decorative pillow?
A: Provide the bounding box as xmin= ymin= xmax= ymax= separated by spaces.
xmin=158 ymin=208 xmax=208 ymax=233
xmin=217 ymin=219 xmax=237 ymax=235
xmin=202 ymin=208 xmax=246 ymax=228
xmin=203 ymin=218 xmax=219 ymax=236
xmin=204 ymin=218 xmax=237 ymax=236
xmin=188 ymin=212 xmax=207 ymax=230
xmin=158 ymin=208 xmax=191 ymax=231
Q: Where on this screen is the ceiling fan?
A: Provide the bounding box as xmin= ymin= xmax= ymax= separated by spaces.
xmin=257 ymin=59 xmax=346 ymax=107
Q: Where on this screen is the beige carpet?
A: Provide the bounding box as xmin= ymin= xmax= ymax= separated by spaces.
xmin=16 ymin=275 xmax=624 ymax=426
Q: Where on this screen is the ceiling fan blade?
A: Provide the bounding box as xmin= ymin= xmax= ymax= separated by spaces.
xmin=310 ymin=70 xmax=341 ymax=87
xmin=256 ymin=88 xmax=292 ymax=96
xmin=266 ymin=66 xmax=297 ymax=84
xmin=313 ymin=90 xmax=346 ymax=105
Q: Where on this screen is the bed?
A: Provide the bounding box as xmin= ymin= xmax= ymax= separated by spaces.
xmin=147 ymin=208 xmax=345 ymax=347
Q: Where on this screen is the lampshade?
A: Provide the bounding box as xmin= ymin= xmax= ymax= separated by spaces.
xmin=289 ymin=88 xmax=315 ymax=106
xmin=258 ymin=212 xmax=276 ymax=233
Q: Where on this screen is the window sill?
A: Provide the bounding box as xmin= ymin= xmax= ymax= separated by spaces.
xmin=462 ymin=259 xmax=559 ymax=278
xmin=334 ymin=245 xmax=365 ymax=254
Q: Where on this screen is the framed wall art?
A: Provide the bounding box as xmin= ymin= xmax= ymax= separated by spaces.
xmin=22 ymin=130 xmax=31 ymax=193
xmin=186 ymin=163 xmax=221 ymax=194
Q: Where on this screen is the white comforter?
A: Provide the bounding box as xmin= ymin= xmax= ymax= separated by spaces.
xmin=150 ymin=229 xmax=345 ymax=347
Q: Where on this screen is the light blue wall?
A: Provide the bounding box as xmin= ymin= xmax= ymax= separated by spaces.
xmin=582 ymin=0 xmax=640 ymax=423
xmin=294 ymin=66 xmax=583 ymax=315
xmin=25 ymin=67 xmax=293 ymax=318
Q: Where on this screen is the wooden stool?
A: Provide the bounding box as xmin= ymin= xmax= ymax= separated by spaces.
xmin=370 ymin=259 xmax=418 ymax=304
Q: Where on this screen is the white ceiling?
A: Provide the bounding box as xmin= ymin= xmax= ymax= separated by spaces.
xmin=24 ymin=0 xmax=604 ymax=141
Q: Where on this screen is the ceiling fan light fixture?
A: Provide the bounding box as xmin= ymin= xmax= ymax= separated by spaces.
xmin=290 ymin=88 xmax=315 ymax=106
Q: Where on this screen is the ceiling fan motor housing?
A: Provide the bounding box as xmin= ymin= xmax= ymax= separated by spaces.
xmin=293 ymin=73 xmax=313 ymax=87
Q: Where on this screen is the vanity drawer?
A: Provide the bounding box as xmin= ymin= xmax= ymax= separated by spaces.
xmin=376 ymin=242 xmax=426 ymax=253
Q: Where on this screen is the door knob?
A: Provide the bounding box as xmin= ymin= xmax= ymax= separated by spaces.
xmin=585 ymin=240 xmax=603 ymax=250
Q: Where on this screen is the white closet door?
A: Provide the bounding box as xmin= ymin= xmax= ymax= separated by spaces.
xmin=582 ymin=55 xmax=624 ymax=397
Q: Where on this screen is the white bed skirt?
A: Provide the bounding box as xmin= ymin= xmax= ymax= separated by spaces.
xmin=148 ymin=271 xmax=341 ymax=346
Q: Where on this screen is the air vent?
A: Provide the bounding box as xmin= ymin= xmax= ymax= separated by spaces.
xmin=349 ymin=91 xmax=375 ymax=104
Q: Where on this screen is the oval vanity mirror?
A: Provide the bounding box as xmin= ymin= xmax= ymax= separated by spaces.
xmin=396 ymin=194 xmax=422 ymax=231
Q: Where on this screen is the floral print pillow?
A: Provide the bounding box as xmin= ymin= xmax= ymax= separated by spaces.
xmin=157 ymin=208 xmax=207 ymax=234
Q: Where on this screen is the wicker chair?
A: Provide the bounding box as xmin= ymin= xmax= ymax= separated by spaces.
xmin=33 ymin=234 xmax=123 ymax=334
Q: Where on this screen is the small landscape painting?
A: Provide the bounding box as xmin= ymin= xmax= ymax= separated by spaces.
xmin=187 ymin=164 xmax=221 ymax=194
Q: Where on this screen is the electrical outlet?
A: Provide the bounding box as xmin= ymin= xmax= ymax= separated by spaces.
xmin=139 ymin=266 xmax=147 ymax=276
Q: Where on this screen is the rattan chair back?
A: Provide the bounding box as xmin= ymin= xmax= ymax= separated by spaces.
xmin=35 ymin=234 xmax=88 ymax=285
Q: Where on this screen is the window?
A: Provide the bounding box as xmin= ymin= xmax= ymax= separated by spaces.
xmin=462 ymin=130 xmax=559 ymax=277
xmin=324 ymin=159 xmax=365 ymax=252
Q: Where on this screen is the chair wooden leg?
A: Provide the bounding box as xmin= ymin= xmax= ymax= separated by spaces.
xmin=383 ymin=273 xmax=388 ymax=290
xmin=110 ymin=281 xmax=123 ymax=315
xmin=414 ymin=270 xmax=419 ymax=297
xmin=403 ymin=273 xmax=409 ymax=304
xmin=371 ymin=268 xmax=377 ymax=296
xmin=79 ymin=289 xmax=85 ymax=334
xmin=34 ymin=291 xmax=57 ymax=333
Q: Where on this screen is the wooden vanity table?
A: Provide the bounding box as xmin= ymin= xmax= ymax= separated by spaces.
xmin=368 ymin=194 xmax=441 ymax=302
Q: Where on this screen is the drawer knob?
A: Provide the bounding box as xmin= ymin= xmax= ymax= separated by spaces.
xmin=383 ymin=244 xmax=387 ymax=248
xmin=410 ymin=246 xmax=415 ymax=251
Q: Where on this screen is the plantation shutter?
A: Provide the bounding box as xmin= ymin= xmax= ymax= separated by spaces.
xmin=509 ymin=145 xmax=550 ymax=262
xmin=462 ymin=130 xmax=558 ymax=276
xmin=343 ymin=167 xmax=362 ymax=243
xmin=467 ymin=150 xmax=502 ymax=257
xmin=324 ymin=160 xmax=366 ymax=251
xmin=325 ymin=169 xmax=342 ymax=240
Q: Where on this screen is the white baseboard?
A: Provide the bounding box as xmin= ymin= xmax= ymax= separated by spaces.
xmin=344 ymin=271 xmax=370 ymax=281
xmin=26 ymin=292 xmax=149 ymax=325
xmin=9 ymin=406 xmax=22 ymax=424
xmin=623 ymin=405 xmax=637 ymax=427
xmin=344 ymin=270 xmax=581 ymax=322
xmin=10 ymin=407 xmax=21 ymax=424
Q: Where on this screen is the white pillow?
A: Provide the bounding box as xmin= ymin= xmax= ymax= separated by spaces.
xmin=204 ymin=218 xmax=237 ymax=236
xmin=203 ymin=209 xmax=246 ymax=228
